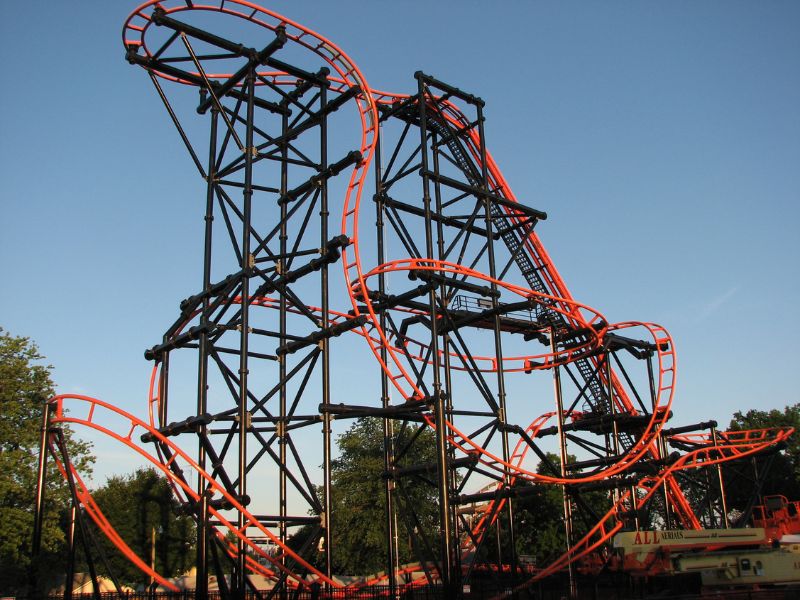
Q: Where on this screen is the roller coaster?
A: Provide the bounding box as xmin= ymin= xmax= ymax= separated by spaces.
xmin=31 ymin=1 xmax=795 ymax=597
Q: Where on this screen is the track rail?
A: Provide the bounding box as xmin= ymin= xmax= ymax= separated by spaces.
xmin=49 ymin=394 xmax=337 ymax=589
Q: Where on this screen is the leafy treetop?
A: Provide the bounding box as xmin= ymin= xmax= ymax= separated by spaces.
xmin=0 ymin=328 xmax=93 ymax=594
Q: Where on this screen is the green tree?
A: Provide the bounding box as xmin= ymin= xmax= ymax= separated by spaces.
xmin=88 ymin=468 xmax=196 ymax=587
xmin=289 ymin=417 xmax=441 ymax=576
xmin=494 ymin=453 xmax=612 ymax=568
xmin=508 ymin=475 xmax=567 ymax=566
xmin=331 ymin=417 xmax=441 ymax=575
xmin=0 ymin=327 xmax=94 ymax=594
xmin=725 ymin=404 xmax=800 ymax=509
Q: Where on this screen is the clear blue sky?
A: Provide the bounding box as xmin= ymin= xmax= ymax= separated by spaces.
xmin=1 ymin=1 xmax=798 ymax=484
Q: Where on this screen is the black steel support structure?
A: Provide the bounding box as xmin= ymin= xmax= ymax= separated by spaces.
xmin=195 ymin=103 xmax=218 ymax=600
xmin=28 ymin=6 xmax=776 ymax=593
xmin=125 ymin=11 xmax=362 ymax=596
xmin=366 ymin=69 xmax=699 ymax=591
xmin=373 ymin=126 xmax=400 ymax=595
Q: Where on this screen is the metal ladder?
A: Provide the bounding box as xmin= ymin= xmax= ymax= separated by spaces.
xmin=395 ymin=99 xmax=628 ymax=445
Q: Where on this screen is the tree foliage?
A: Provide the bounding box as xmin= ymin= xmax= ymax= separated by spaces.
xmin=87 ymin=468 xmax=196 ymax=587
xmin=488 ymin=453 xmax=612 ymax=568
xmin=294 ymin=423 xmax=617 ymax=576
xmin=85 ymin=468 xmax=196 ymax=585
xmin=0 ymin=328 xmax=94 ymax=594
xmin=510 ymin=476 xmax=568 ymax=565
xmin=288 ymin=417 xmax=441 ymax=576
xmin=725 ymin=404 xmax=800 ymax=509
xmin=330 ymin=417 xmax=441 ymax=575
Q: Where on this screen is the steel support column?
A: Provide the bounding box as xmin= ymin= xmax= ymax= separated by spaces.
xmin=235 ymin=67 xmax=256 ymax=598
xmin=195 ymin=105 xmax=218 ymax=600
xmin=415 ymin=73 xmax=454 ymax=593
xmin=374 ymin=125 xmax=399 ymax=594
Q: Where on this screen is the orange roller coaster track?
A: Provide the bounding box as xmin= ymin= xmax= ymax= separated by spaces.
xmin=30 ymin=1 xmax=793 ymax=597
